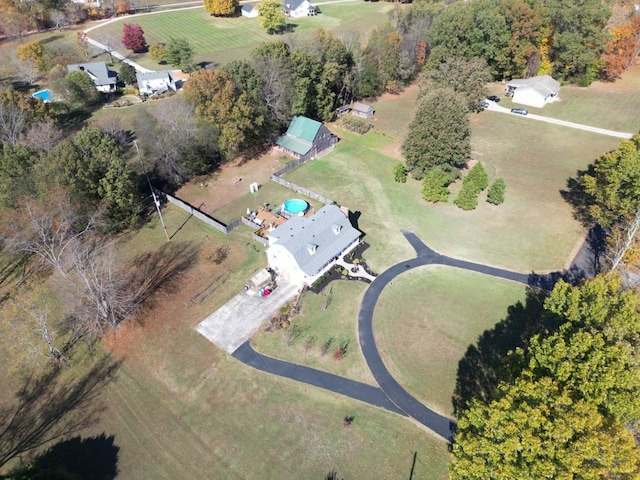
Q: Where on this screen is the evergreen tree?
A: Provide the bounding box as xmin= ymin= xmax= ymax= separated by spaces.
xmin=165 ymin=37 xmax=195 ymax=72
xmin=393 ymin=162 xmax=407 ymax=183
xmin=486 ymin=177 xmax=506 ymax=205
xmin=421 ymin=167 xmax=451 ymax=202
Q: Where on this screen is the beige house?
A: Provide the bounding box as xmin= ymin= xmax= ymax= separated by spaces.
xmin=266 ymin=204 xmax=361 ymax=286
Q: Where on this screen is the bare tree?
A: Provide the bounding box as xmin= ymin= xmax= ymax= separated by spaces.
xmin=1 ymin=287 xmax=68 ymax=370
xmin=252 ymin=56 xmax=293 ymax=127
xmin=22 ymin=119 xmax=63 ymax=152
xmin=69 ymin=242 xmax=139 ymax=336
xmin=6 ymin=191 xmax=97 ymax=276
xmin=0 ymin=101 xmax=27 ymax=147
xmin=95 ymin=31 xmax=119 ymax=64
xmin=609 ymin=209 xmax=640 ymax=271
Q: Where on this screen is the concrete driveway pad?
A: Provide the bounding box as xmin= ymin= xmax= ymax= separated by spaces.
xmin=196 ymin=278 xmax=301 ymax=354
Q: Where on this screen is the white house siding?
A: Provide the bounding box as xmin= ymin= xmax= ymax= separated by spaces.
xmin=512 ymin=89 xmax=546 ymax=108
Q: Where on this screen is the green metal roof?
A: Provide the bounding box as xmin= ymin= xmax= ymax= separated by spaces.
xmin=286 ymin=116 xmax=322 ymax=143
xmin=275 ymin=135 xmax=311 ymax=156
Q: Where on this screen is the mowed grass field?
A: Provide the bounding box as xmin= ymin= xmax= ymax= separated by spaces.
xmin=76 ymin=205 xmax=450 ymax=480
xmin=91 ymin=1 xmax=396 ymax=68
xmin=285 ymin=103 xmax=622 ymax=274
xmin=373 ymin=267 xmax=528 ymax=417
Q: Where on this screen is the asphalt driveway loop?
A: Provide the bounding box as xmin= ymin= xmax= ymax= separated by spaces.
xmin=195 ymin=278 xmax=301 ymax=354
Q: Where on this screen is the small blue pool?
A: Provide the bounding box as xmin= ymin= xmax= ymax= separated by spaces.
xmin=32 ymin=89 xmax=52 ymax=103
xmin=283 ymin=199 xmax=309 ymax=215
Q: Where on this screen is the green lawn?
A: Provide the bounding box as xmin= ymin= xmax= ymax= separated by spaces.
xmin=251 ymin=280 xmax=376 ymax=384
xmin=287 ymin=114 xmax=621 ymax=274
xmin=373 ymin=267 xmax=527 ymax=417
xmin=90 ymin=1 xmax=395 ymax=68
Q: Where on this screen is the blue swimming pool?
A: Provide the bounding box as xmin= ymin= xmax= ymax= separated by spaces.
xmin=32 ymin=89 xmax=52 ymax=103
xmin=283 ymin=199 xmax=309 ymax=215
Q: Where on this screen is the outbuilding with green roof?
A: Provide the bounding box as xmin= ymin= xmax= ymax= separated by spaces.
xmin=275 ymin=115 xmax=337 ymax=161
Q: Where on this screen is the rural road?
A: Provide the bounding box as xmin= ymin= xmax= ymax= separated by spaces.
xmin=484 ymin=100 xmax=633 ymax=139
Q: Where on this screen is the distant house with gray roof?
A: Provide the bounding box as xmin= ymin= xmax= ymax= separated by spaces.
xmin=67 ymin=62 xmax=118 ymax=93
xmin=506 ymin=75 xmax=560 ymax=108
xmin=136 ymin=70 xmax=177 ymax=96
xmin=275 ymin=115 xmax=337 ymax=161
xmin=266 ymin=204 xmax=361 ymax=286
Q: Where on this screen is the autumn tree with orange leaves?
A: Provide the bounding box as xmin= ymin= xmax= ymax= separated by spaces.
xmin=602 ymin=15 xmax=640 ymax=81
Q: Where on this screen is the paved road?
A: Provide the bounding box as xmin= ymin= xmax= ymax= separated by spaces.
xmin=484 ymin=101 xmax=633 ymax=139
xmin=232 ymin=342 xmax=406 ymax=415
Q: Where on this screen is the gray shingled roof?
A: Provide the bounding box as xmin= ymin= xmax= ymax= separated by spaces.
xmin=507 ymin=75 xmax=560 ymax=95
xmin=269 ymin=204 xmax=361 ymax=276
xmin=136 ymin=70 xmax=174 ymax=84
xmin=67 ymin=62 xmax=117 ymax=86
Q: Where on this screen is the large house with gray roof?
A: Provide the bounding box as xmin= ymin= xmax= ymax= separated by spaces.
xmin=67 ymin=62 xmax=118 ymax=93
xmin=506 ymin=75 xmax=560 ymax=108
xmin=266 ymin=204 xmax=361 ymax=286
xmin=275 ymin=115 xmax=337 ymax=161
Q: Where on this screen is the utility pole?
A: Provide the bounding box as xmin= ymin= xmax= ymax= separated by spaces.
xmin=135 ymin=140 xmax=170 ymax=241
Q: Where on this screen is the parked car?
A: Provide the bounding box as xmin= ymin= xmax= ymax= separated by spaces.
xmin=487 ymin=95 xmax=500 ymax=102
xmin=511 ymin=107 xmax=528 ymax=115
xmin=482 ymin=101 xmax=490 ymax=109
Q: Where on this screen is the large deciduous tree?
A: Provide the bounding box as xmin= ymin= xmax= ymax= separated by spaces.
xmin=53 ymin=70 xmax=101 ymax=108
xmin=256 ymin=0 xmax=286 ymax=34
xmin=184 ymin=69 xmax=264 ymax=159
xmin=424 ymin=57 xmax=491 ymax=112
xmin=581 ymin=135 xmax=640 ymax=270
xmin=402 ymin=88 xmax=470 ymax=180
xmin=451 ymin=375 xmax=640 ymax=480
xmin=451 ymin=274 xmax=640 ymax=479
xmin=204 ymin=0 xmax=238 ymax=16
xmin=121 ymin=23 xmax=147 ymax=53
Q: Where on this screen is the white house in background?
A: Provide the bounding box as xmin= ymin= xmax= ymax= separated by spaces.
xmin=136 ymin=70 xmax=177 ymax=96
xmin=241 ymin=4 xmax=259 ymax=17
xmin=284 ymin=0 xmax=316 ymax=17
xmin=266 ymin=204 xmax=361 ymax=286
xmin=67 ymin=62 xmax=117 ymax=93
xmin=506 ymin=75 xmax=560 ymax=108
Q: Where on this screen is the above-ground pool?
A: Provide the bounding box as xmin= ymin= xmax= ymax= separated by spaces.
xmin=283 ymin=199 xmax=309 ymax=215
xmin=32 ymin=89 xmax=52 ymax=103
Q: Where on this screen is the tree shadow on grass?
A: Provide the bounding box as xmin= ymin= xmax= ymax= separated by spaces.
xmin=0 ymin=355 xmax=120 ymax=470
xmin=452 ymin=288 xmax=559 ymax=415
xmin=10 ymin=433 xmax=119 ymax=480
xmin=127 ymin=241 xmax=199 ymax=320
xmin=559 ymin=166 xmax=595 ymax=228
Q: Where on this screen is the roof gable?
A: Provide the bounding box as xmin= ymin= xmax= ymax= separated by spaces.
xmin=286 ymin=115 xmax=322 ymax=143
xmin=508 ymin=75 xmax=560 ymax=95
xmin=67 ymin=62 xmax=117 ymax=85
xmin=136 ymin=70 xmax=174 ymax=83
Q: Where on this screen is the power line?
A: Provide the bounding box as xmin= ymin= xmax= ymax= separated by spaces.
xmin=134 ymin=140 xmax=170 ymax=242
